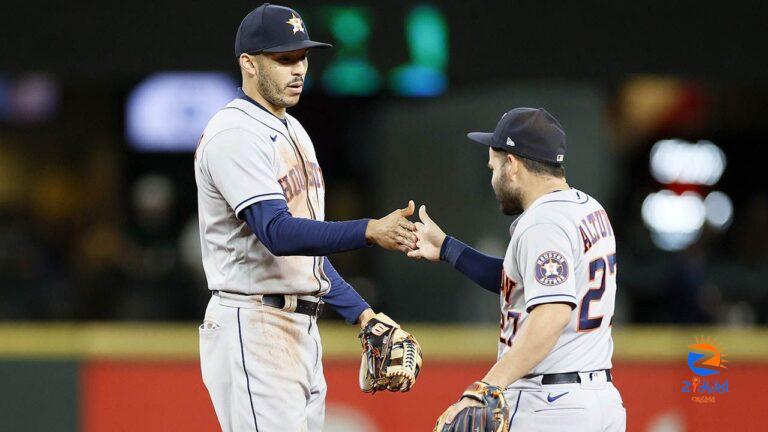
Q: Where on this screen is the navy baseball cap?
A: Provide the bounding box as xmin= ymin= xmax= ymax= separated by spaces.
xmin=235 ymin=3 xmax=332 ymax=57
xmin=467 ymin=108 xmax=567 ymax=165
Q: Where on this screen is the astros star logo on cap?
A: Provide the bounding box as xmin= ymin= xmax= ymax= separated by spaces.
xmin=286 ymin=13 xmax=304 ymax=34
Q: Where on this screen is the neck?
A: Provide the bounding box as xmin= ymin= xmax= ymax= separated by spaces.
xmin=521 ymin=177 xmax=570 ymax=210
xmin=242 ymin=82 xmax=286 ymax=118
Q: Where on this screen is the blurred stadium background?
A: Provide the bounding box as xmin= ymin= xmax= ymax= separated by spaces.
xmin=1 ymin=1 xmax=767 ymax=431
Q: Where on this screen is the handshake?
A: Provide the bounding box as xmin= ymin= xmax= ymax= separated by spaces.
xmin=365 ymin=200 xmax=446 ymax=261
xmin=357 ymin=200 xmax=444 ymax=397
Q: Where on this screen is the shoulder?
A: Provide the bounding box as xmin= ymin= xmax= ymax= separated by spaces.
xmin=512 ymin=213 xmax=567 ymax=242
xmin=204 ymin=100 xmax=247 ymax=129
xmin=526 ymin=190 xmax=593 ymax=225
xmin=210 ymin=99 xmax=294 ymax=138
xmin=512 ymin=190 xmax=593 ymax=243
xmin=198 ymin=125 xmax=274 ymax=165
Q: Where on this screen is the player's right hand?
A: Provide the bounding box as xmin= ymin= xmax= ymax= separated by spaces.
xmin=407 ymin=205 xmax=446 ymax=261
xmin=365 ymin=200 xmax=417 ymax=253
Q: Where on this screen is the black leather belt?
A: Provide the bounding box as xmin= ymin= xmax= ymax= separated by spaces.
xmin=538 ymin=369 xmax=612 ymax=385
xmin=213 ymin=291 xmax=323 ymax=317
xmin=262 ymin=294 xmax=323 ymax=317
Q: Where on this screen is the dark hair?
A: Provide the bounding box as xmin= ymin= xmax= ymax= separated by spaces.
xmin=493 ymin=148 xmax=565 ymax=178
xmin=518 ymin=156 xmax=566 ymax=178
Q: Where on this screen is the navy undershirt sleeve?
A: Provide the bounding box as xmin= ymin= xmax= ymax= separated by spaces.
xmin=241 ymin=199 xmax=370 ymax=256
xmin=440 ymin=236 xmax=503 ymax=294
xmin=321 ymin=259 xmax=370 ymax=324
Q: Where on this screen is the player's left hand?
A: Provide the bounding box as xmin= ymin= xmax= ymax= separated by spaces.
xmin=358 ymin=312 xmax=423 ymax=393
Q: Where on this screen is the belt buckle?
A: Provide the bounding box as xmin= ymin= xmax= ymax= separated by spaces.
xmin=281 ymin=295 xmax=298 ymax=313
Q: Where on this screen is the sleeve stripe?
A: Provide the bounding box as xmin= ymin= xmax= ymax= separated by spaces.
xmin=234 ymin=192 xmax=285 ymax=213
xmin=525 ymin=293 xmax=576 ymax=305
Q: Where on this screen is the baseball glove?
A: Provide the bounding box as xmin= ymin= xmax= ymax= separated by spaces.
xmin=358 ymin=312 xmax=422 ymax=393
xmin=434 ymin=381 xmax=510 ymax=432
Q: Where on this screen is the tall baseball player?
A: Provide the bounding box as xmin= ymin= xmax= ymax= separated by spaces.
xmin=408 ymin=108 xmax=626 ymax=431
xmin=194 ymin=4 xmax=421 ymax=431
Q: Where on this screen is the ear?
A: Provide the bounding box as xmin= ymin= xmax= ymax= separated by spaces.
xmin=239 ymin=53 xmax=257 ymax=75
xmin=506 ymin=153 xmax=520 ymax=175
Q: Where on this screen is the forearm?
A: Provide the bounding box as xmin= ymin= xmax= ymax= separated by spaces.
xmin=440 ymin=236 xmax=503 ymax=293
xmin=242 ymin=200 xmax=370 ymax=256
xmin=267 ymin=216 xmax=370 ymax=256
xmin=482 ymin=304 xmax=571 ymax=388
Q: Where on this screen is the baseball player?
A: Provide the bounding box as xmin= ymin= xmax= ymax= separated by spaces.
xmin=408 ymin=108 xmax=626 ymax=431
xmin=194 ymin=4 xmax=419 ymax=431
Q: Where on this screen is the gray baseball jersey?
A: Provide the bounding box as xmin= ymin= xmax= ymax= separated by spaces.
xmin=499 ymin=188 xmax=617 ymax=376
xmin=194 ymin=97 xmax=330 ymax=296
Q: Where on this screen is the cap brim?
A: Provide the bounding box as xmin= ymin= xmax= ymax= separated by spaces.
xmin=262 ymin=40 xmax=332 ymax=52
xmin=467 ymin=132 xmax=497 ymax=147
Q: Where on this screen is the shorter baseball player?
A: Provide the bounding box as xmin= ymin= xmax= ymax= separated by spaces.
xmin=408 ymin=108 xmax=626 ymax=431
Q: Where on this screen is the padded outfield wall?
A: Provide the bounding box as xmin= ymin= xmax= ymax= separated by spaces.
xmin=0 ymin=323 xmax=766 ymax=431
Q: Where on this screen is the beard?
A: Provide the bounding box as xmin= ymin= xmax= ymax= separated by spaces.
xmin=256 ymin=67 xmax=301 ymax=109
xmin=493 ymin=171 xmax=524 ymax=216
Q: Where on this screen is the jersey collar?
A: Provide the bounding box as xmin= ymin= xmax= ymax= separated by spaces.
xmin=236 ymin=87 xmax=288 ymax=127
xmin=527 ymin=188 xmax=588 ymax=212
